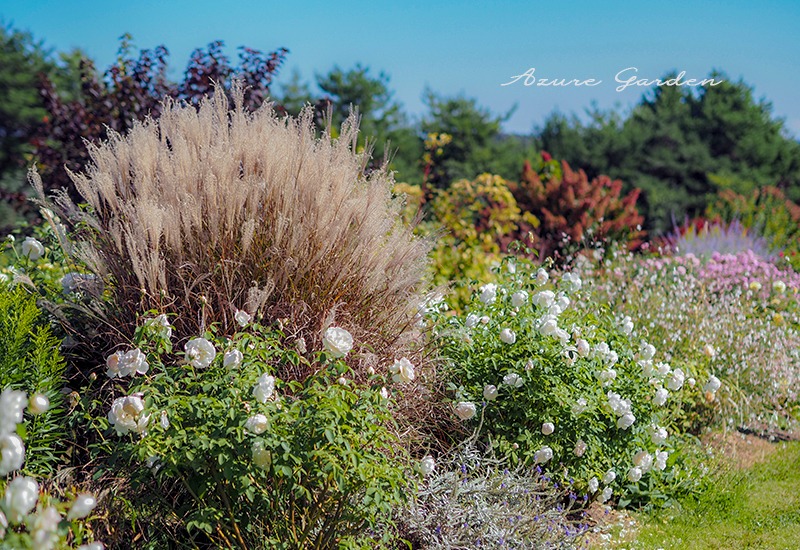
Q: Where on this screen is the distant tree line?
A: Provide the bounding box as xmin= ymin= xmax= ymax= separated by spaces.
xmin=2 ymin=23 xmax=799 ymax=235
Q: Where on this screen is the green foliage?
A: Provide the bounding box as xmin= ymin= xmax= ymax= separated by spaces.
xmin=431 ymin=262 xmax=699 ymax=507
xmin=279 ymin=65 xmax=423 ymax=185
xmin=538 ymin=72 xmax=800 ymax=234
xmin=0 ymin=284 xmax=67 ymax=476
xmin=0 ymin=25 xmax=82 ymax=231
xmin=425 ymin=173 xmax=535 ymax=310
xmin=421 ymin=91 xmax=537 ymax=188
xmin=110 ymin=321 xmax=409 ymax=548
xmin=708 ymin=186 xmax=800 ymax=270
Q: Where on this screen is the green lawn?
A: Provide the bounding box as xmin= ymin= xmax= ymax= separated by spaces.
xmin=629 ymin=439 xmax=800 ymax=549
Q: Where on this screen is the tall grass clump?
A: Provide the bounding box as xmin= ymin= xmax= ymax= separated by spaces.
xmin=31 ymin=84 xmax=432 ymax=376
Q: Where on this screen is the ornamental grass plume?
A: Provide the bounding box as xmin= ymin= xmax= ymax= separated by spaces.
xmin=31 ymin=84 xmax=433 ymax=377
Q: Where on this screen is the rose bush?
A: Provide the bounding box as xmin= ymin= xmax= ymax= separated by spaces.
xmin=431 ymin=258 xmax=704 ymax=506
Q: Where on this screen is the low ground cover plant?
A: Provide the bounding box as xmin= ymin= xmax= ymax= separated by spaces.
xmin=575 ymin=247 xmax=800 ymax=434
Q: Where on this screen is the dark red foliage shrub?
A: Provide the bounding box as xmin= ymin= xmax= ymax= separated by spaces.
xmin=508 ymin=158 xmax=646 ymax=261
xmin=31 ymin=37 xmax=290 ymax=199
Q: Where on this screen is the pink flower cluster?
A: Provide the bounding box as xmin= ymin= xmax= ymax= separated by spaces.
xmin=696 ymin=250 xmax=800 ymax=296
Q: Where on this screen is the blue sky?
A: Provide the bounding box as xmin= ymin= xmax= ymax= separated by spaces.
xmin=2 ymin=0 xmax=799 ymax=137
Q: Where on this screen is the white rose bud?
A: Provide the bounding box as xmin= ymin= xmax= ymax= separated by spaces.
xmin=67 ymin=493 xmax=97 ymax=520
xmin=28 ymin=393 xmax=50 ymax=415
xmin=419 ymin=455 xmax=436 ymax=476
xmin=541 ymin=422 xmax=555 ymax=435
xmin=499 ymin=328 xmax=516 ymax=344
xmin=483 ymin=384 xmax=498 ymax=401
xmin=454 ymin=402 xmax=476 ymax=421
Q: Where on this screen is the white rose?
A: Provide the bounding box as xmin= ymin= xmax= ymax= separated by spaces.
xmin=654 ymin=450 xmax=669 ymax=471
xmin=454 ymin=401 xmax=476 ymax=420
xmin=541 ymin=422 xmax=555 ymax=435
xmin=31 ymin=505 xmax=61 ymax=549
xmin=533 ymin=446 xmax=553 ymax=464
xmin=562 ymin=272 xmax=582 ymax=292
xmin=571 ymin=398 xmax=588 ymax=416
xmin=597 ymin=368 xmax=617 ymax=386
xmin=599 ymin=487 xmax=613 ymax=503
xmin=21 ymin=237 xmax=44 ymax=260
xmin=703 ymin=375 xmax=721 ymax=394
xmin=532 ymin=290 xmax=555 ymax=308
xmin=67 ymin=493 xmax=97 ymax=520
xmin=419 ymin=455 xmax=436 ymax=476
xmin=245 ymin=414 xmax=269 ymax=435
xmin=502 ymin=372 xmax=523 ymax=388
xmin=587 ymin=477 xmax=599 ymax=493
xmin=539 ymin=318 xmax=558 ymax=337
xmin=574 ymin=440 xmax=588 ymax=457
xmin=639 ymin=343 xmax=656 ymax=361
xmin=602 ymin=469 xmax=616 ymax=485
xmin=535 ymin=268 xmax=549 ymax=285
xmin=122 ymin=348 xmax=149 ymax=377
xmin=252 ymin=441 xmax=271 ymax=469
xmin=483 ymin=384 xmax=498 ymax=401
xmin=627 ymin=466 xmax=643 ymax=482
xmin=253 ymin=374 xmax=275 ymax=403
xmin=106 ymin=348 xmax=149 ymax=378
xmin=160 ymin=410 xmax=169 ymax=430
xmin=617 ymin=413 xmax=636 ymax=430
xmin=322 ymin=327 xmax=353 ymax=358
xmin=108 ymin=395 xmax=149 ymax=436
xmin=465 ymin=314 xmax=479 ymax=328
xmin=185 ymin=338 xmax=216 ymax=369
xmin=620 ymin=316 xmax=634 ymax=335
xmin=653 ymin=387 xmax=669 ymax=406
xmin=499 ymin=328 xmax=516 ymax=344
xmin=479 ymin=283 xmax=498 ymax=304
xmin=511 ymin=290 xmax=528 ymax=308
xmin=666 ymin=368 xmax=685 ymax=391
xmin=0 ymin=389 xmax=27 ymax=435
xmin=576 ymin=338 xmax=590 ymax=357
xmin=633 ymin=451 xmax=653 ymax=472
xmin=223 ymin=349 xmax=243 ymax=368
xmin=234 ymin=309 xmax=252 ymax=327
xmin=3 ymin=476 xmax=39 ymax=523
xmin=389 ymin=357 xmax=416 ymax=384
xmin=146 ymin=314 xmax=172 ymax=340
xmin=0 ymin=434 xmax=25 ymax=475
xmin=650 ymin=426 xmax=668 ymax=446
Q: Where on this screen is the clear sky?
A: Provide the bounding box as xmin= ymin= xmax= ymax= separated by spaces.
xmin=2 ymin=0 xmax=799 ymax=137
